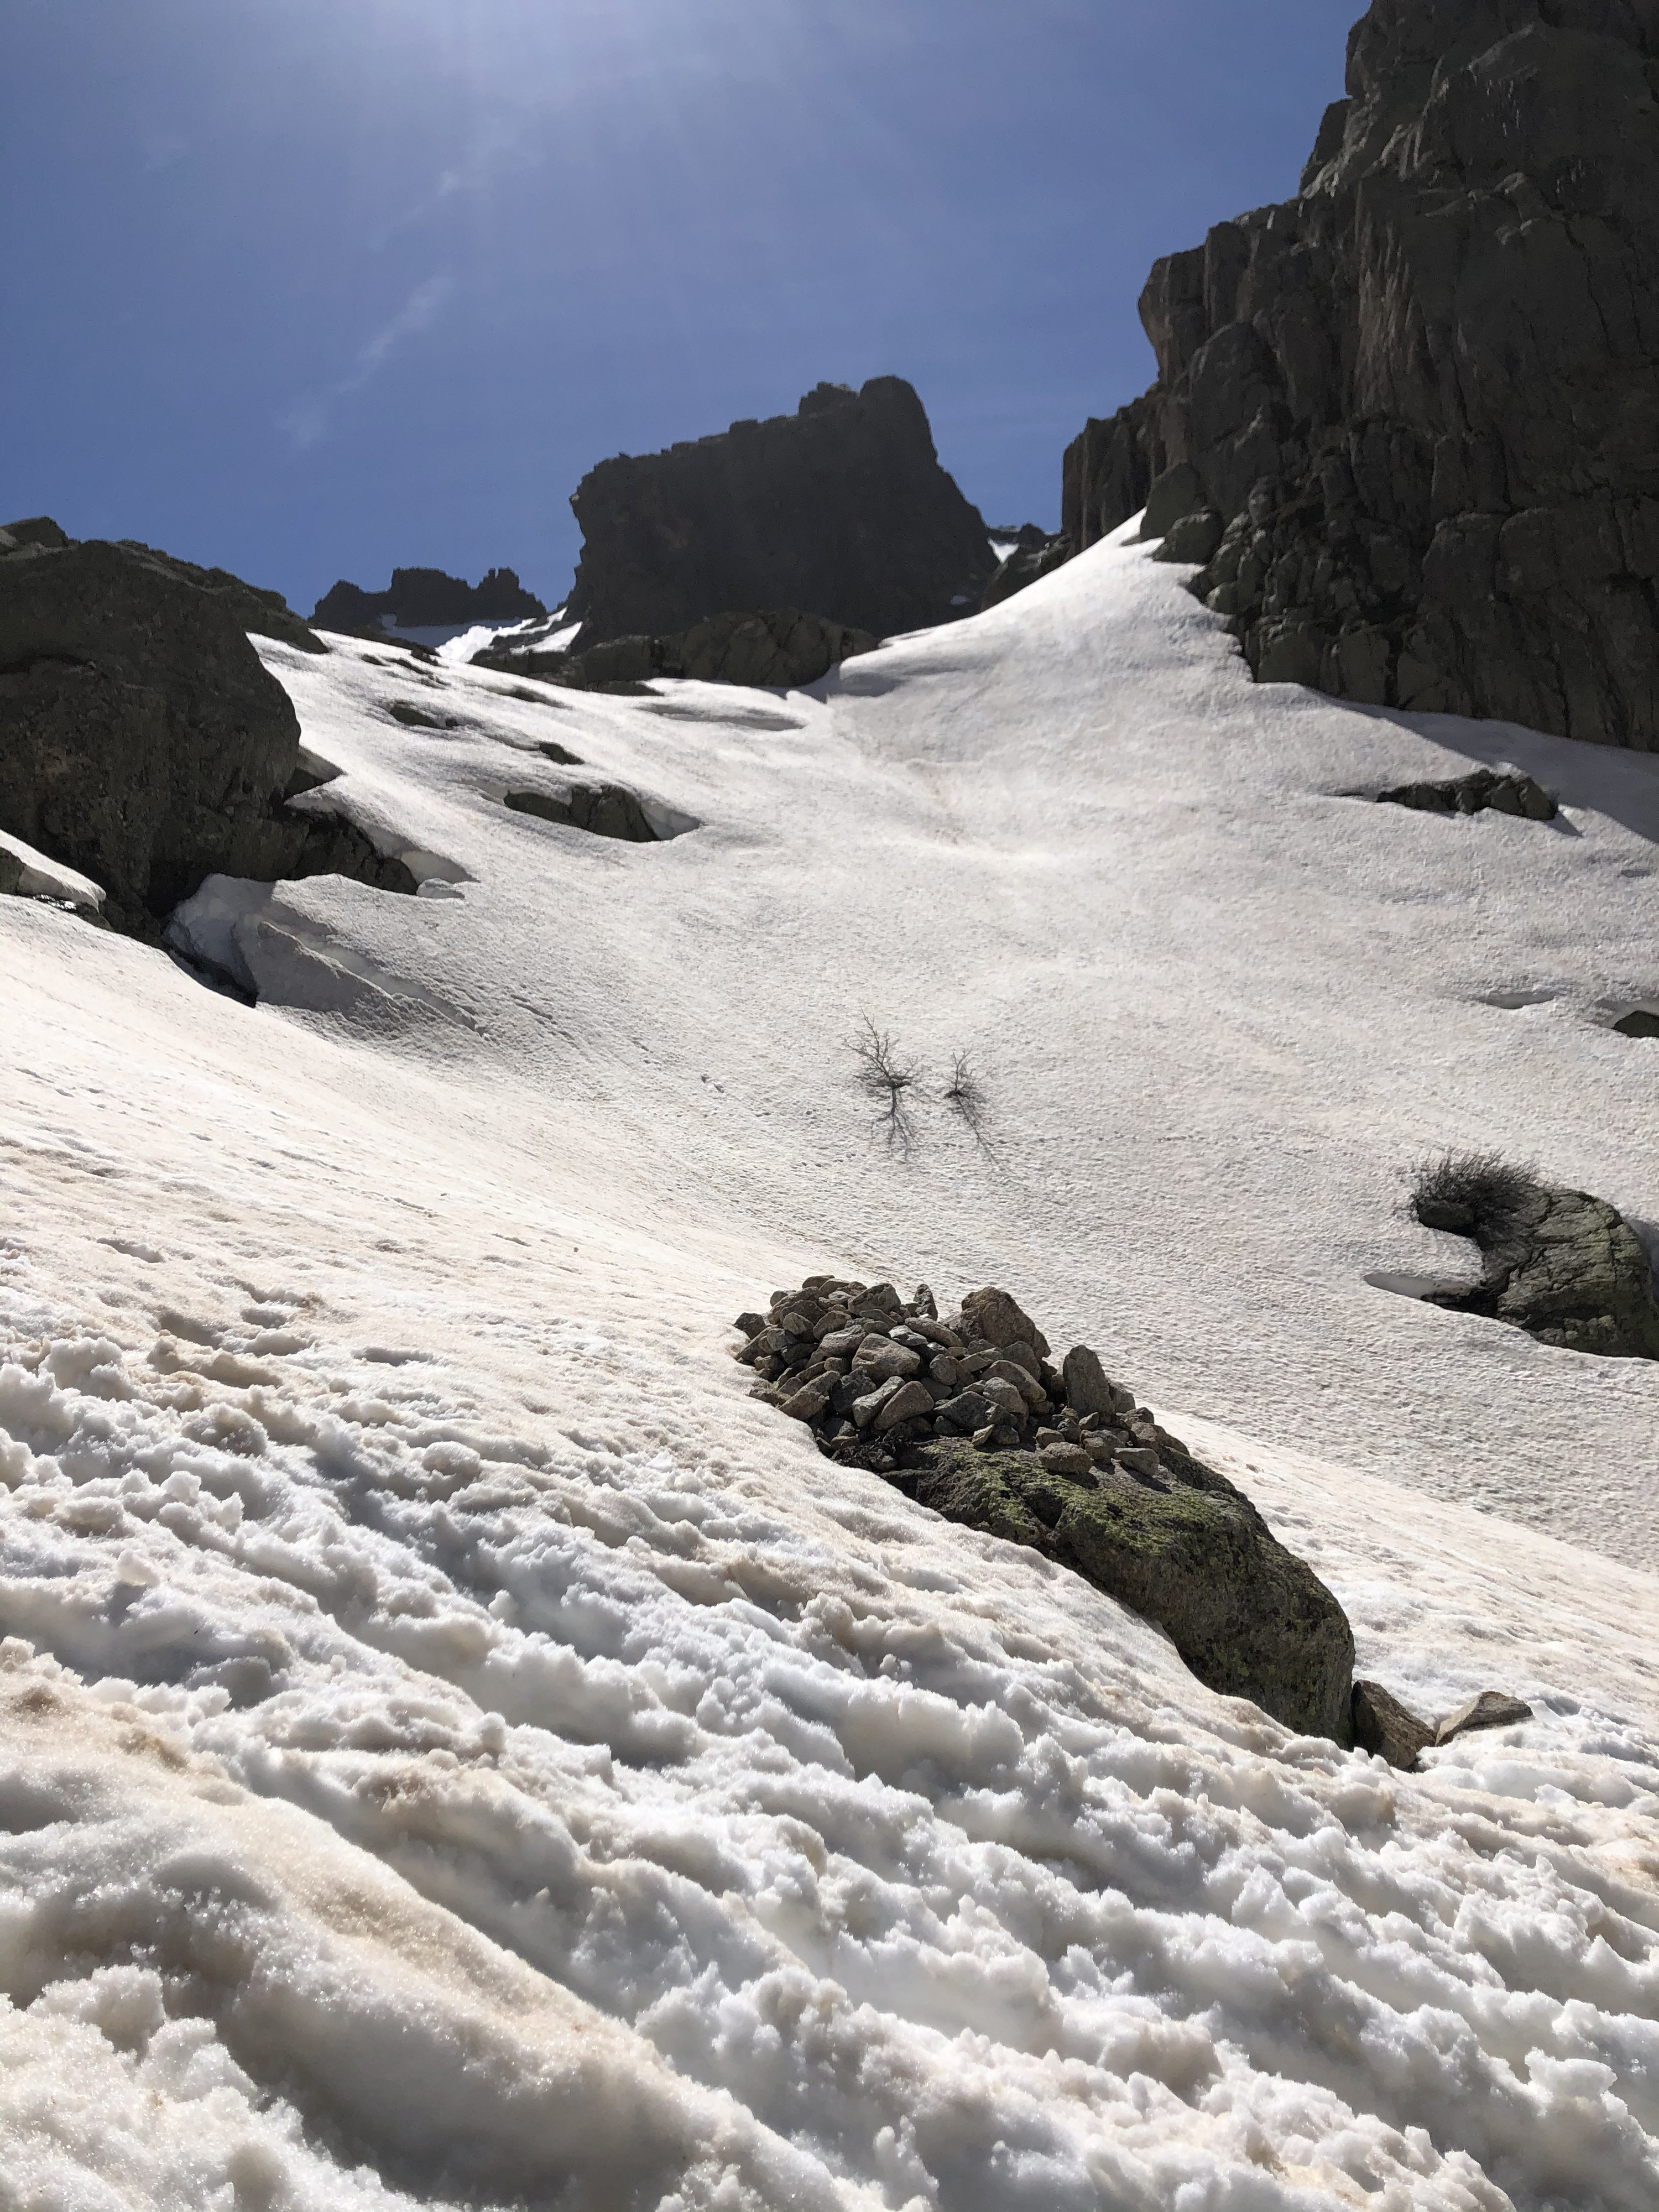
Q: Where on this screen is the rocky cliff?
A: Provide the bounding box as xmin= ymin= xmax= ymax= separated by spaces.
xmin=312 ymin=566 xmax=546 ymax=635
xmin=565 ymin=379 xmax=996 ymax=644
xmin=1066 ymin=0 xmax=1659 ymax=750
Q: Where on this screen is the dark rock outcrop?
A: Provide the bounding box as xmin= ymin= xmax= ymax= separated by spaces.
xmin=565 ymin=379 xmax=995 ymax=644
xmin=1057 ymin=1 xmax=1659 ymax=750
xmin=1 ymin=515 xmax=324 ymax=655
xmin=504 ymin=785 xmax=661 ymax=843
xmin=1376 ymin=768 xmax=1556 ymax=818
xmin=312 ymin=566 xmax=546 ymax=637
xmin=1412 ymin=1157 xmax=1659 ymax=1358
xmin=738 ymin=1275 xmax=1355 ymax=1742
xmin=0 ymin=535 xmax=409 ymax=939
xmin=980 ymin=524 xmax=1072 ymax=611
xmin=480 ymin=607 xmax=877 ymax=693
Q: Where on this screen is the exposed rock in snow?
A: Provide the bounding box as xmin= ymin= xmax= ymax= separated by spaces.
xmin=1412 ymin=1158 xmax=1659 ymax=1360
xmin=482 ymin=607 xmax=879 ymax=693
xmin=1350 ymin=1678 xmax=1435 ymax=1769
xmin=0 ymin=827 xmax=106 ymax=916
xmin=1436 ymin=1688 xmax=1535 ymax=1744
xmin=565 ymin=378 xmax=995 ymax=644
xmin=504 ymin=782 xmax=677 ymax=844
xmin=1377 ymin=769 xmax=1557 ymax=822
xmin=0 ymin=537 xmax=411 ymax=938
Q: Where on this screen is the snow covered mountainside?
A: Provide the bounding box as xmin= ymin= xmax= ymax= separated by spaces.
xmin=2 ymin=525 xmax=1657 ymax=2208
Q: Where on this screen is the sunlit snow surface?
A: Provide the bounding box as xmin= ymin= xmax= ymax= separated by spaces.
xmin=2 ymin=527 xmax=1657 ymax=2208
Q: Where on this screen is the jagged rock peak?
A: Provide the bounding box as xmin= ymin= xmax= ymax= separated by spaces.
xmin=564 ymin=377 xmax=995 ymax=645
xmin=312 ymin=565 xmax=547 ymax=635
xmin=1062 ymin=0 xmax=1659 ymax=750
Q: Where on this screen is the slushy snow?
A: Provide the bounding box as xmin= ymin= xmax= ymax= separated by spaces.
xmin=1 ymin=524 xmax=1656 ymax=2209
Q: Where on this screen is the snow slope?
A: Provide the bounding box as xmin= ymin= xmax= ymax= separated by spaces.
xmin=1 ymin=526 xmax=1656 ymax=2208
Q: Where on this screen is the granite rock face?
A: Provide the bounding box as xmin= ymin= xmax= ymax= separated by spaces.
xmin=0 ymin=535 xmax=409 ymax=939
xmin=565 ymin=379 xmax=995 ymax=644
xmin=738 ymin=1274 xmax=1355 ymax=1741
xmin=312 ymin=566 xmax=546 ymax=636
xmin=1061 ymin=0 xmax=1659 ymax=750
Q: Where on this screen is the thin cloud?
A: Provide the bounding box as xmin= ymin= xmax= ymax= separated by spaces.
xmin=283 ymin=273 xmax=454 ymax=451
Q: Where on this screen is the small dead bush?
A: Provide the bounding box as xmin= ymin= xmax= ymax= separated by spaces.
xmin=851 ymin=1018 xmax=922 ymax=1149
xmin=1409 ymin=1150 xmax=1541 ymax=1243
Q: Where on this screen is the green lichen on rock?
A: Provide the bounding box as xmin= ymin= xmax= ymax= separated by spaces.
xmin=909 ymin=1438 xmax=1355 ymax=1743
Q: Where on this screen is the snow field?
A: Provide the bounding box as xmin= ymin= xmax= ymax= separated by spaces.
xmin=0 ymin=526 xmax=1656 ymax=2205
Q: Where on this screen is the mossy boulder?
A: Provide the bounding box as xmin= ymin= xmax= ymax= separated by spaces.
xmin=1420 ymin=1177 xmax=1659 ymax=1360
xmin=907 ymin=1437 xmax=1355 ymax=1742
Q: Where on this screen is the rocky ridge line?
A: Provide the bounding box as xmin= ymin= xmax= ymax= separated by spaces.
xmin=477 ymin=607 xmax=877 ymax=693
xmin=313 ymin=565 xmax=546 ymax=639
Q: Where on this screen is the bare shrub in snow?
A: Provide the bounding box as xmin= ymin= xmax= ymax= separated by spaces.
xmin=1409 ymin=1149 xmax=1541 ymax=1243
xmin=850 ymin=1017 xmax=922 ymax=1149
xmin=943 ymin=1048 xmax=999 ymax=1157
xmin=944 ymin=1051 xmax=986 ymax=1125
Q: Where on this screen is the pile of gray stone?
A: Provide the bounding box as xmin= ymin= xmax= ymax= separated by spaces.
xmin=734 ymin=1275 xmax=1538 ymax=1764
xmin=737 ymin=1275 xmax=1369 ymax=1745
xmin=737 ymin=1276 xmax=1170 ymax=1480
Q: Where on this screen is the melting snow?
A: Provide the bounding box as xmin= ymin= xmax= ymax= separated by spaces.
xmin=1 ymin=525 xmax=1656 ymax=2208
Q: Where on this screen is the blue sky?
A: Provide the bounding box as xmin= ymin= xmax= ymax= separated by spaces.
xmin=3 ymin=1 xmax=1354 ymax=617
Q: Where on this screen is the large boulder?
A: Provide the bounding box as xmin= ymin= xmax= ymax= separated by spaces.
xmin=0 ymin=517 xmax=324 ymax=655
xmin=1055 ymin=1 xmax=1659 ymax=750
xmin=564 ymin=379 xmax=996 ymax=644
xmin=912 ymin=1437 xmax=1355 ymax=1741
xmin=481 ymin=607 xmax=877 ymax=692
xmin=0 ymin=534 xmax=408 ymax=939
